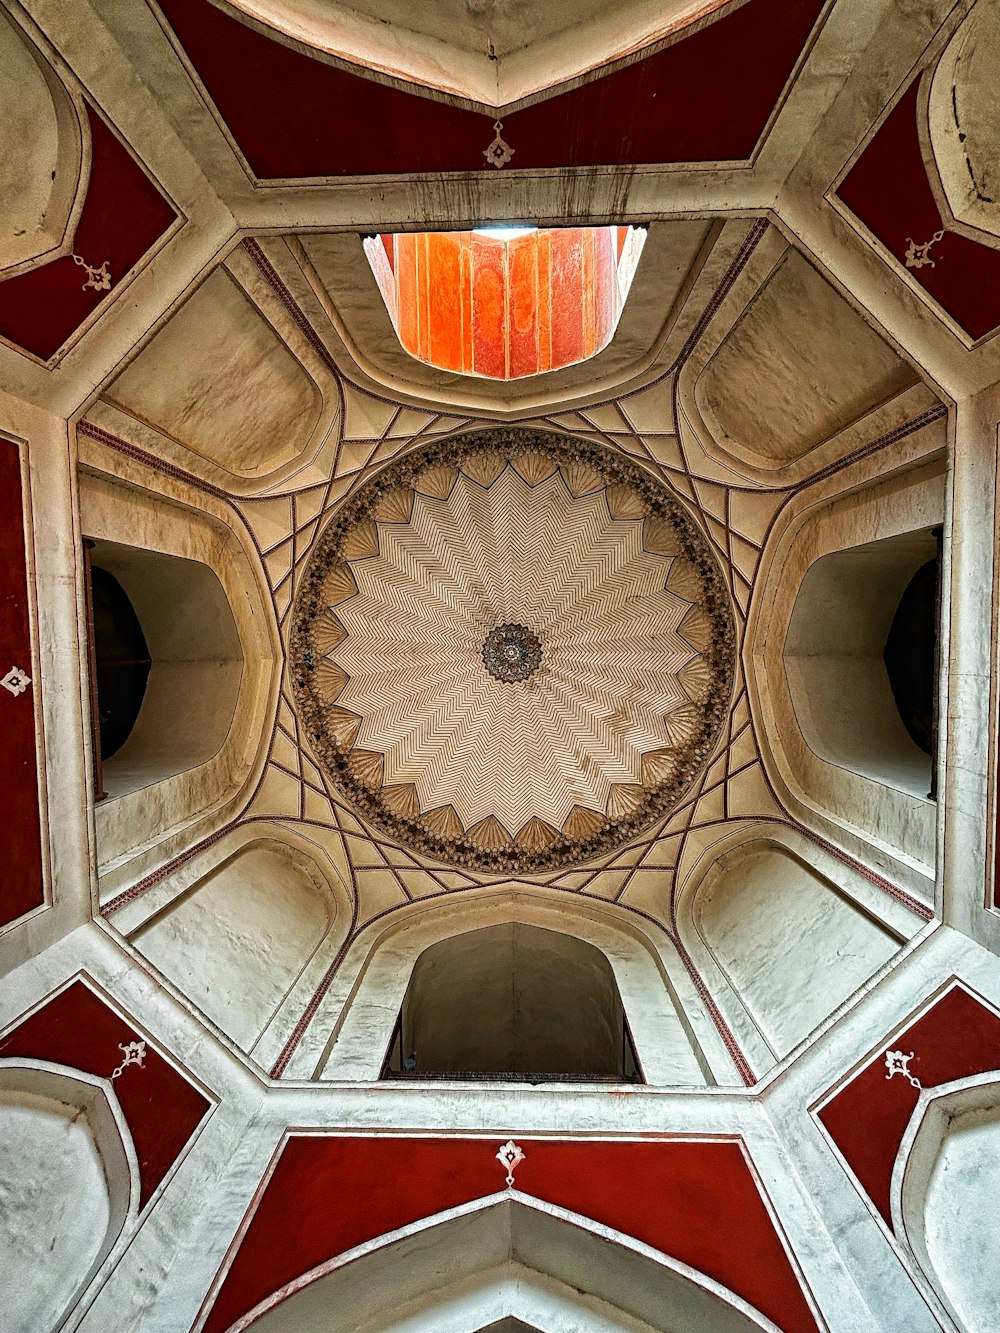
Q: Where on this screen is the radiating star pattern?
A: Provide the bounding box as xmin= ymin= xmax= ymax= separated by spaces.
xmin=292 ymin=431 xmax=735 ymax=871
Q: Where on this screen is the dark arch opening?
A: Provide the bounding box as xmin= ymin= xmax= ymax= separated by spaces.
xmin=382 ymin=923 xmax=641 ymax=1082
xmin=883 ymin=554 xmax=939 ymax=761
xmin=89 ymin=563 xmax=151 ymax=762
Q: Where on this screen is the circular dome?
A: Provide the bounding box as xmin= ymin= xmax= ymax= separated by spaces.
xmin=291 ymin=429 xmax=735 ymax=872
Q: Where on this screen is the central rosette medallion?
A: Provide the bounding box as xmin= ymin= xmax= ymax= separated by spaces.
xmin=482 ymin=623 xmax=543 ymax=683
xmin=292 ymin=429 xmax=734 ymax=872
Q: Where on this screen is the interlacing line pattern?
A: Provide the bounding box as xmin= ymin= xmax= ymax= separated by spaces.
xmin=89 ymin=219 xmax=942 ymax=1081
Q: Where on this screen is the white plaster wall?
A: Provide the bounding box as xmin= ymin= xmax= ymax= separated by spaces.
xmin=894 ymin=1076 xmax=1000 ymax=1333
xmin=920 ymin=1102 xmax=1000 ymax=1333
xmin=0 ymin=8 xmax=85 ymax=278
xmin=0 ymin=1090 xmax=111 ymax=1333
xmin=132 ymin=840 xmax=334 ymax=1052
xmin=694 ymin=840 xmax=901 ymax=1059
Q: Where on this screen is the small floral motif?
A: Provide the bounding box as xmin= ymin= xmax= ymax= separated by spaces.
xmin=111 ymin=1039 xmax=147 ymax=1081
xmin=496 ymin=1139 xmax=525 ymax=1187
xmin=482 ymin=623 xmax=542 ymax=683
xmin=72 ymin=253 xmax=112 ymax=292
xmin=483 ymin=120 xmax=515 ymax=169
xmin=884 ymin=1048 xmax=921 ymax=1089
xmin=1 ymin=666 xmax=31 ymax=697
xmin=904 ymin=230 xmax=945 ymax=271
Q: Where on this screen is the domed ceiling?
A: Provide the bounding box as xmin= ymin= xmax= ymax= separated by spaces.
xmin=292 ymin=428 xmax=733 ymax=871
xmin=5 ymin=1 xmax=1000 ymax=1327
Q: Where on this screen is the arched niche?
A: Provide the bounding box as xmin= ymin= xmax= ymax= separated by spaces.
xmin=0 ymin=1061 xmax=138 ymax=1333
xmin=237 ymin=1195 xmax=782 ymax=1333
xmin=95 ymin=242 xmax=341 ymax=495
xmin=0 ymin=10 xmax=87 ymax=279
xmin=784 ymin=528 xmax=939 ymax=800
xmin=751 ymin=450 xmax=946 ymax=882
xmin=928 ymin=0 xmax=1000 ymax=243
xmin=79 ymin=465 xmax=277 ymax=875
xmin=385 ymin=923 xmax=637 ymax=1080
xmin=312 ymin=894 xmax=711 ymax=1087
xmin=893 ymin=1073 xmax=1000 ymax=1333
xmin=688 ymin=837 xmax=902 ymax=1062
xmin=88 ymin=540 xmax=242 ymax=799
xmin=131 ymin=838 xmax=337 ymax=1055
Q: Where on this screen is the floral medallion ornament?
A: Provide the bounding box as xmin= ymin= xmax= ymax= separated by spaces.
xmin=291 ymin=428 xmax=735 ymax=873
xmin=482 ymin=623 xmax=542 ymax=683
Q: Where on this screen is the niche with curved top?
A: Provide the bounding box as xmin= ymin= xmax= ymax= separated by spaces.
xmin=0 ymin=10 xmax=86 ymax=279
xmin=0 ymin=1062 xmax=136 ymax=1333
xmin=87 ymin=539 xmax=243 ymax=801
xmin=693 ymin=840 xmax=901 ymax=1059
xmin=131 ymin=841 xmax=336 ymax=1053
xmin=695 ymin=248 xmax=916 ymax=471
xmin=895 ymin=1075 xmax=1000 ymax=1333
xmin=382 ymin=922 xmax=640 ymax=1081
xmin=101 ymin=258 xmax=331 ymax=488
xmin=784 ymin=529 xmax=939 ymax=800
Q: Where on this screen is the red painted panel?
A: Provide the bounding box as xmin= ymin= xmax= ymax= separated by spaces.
xmin=537 ymin=229 xmax=553 ymax=373
xmin=507 ymin=233 xmax=539 ymax=379
xmin=838 ymin=79 xmax=1000 ymax=341
xmin=0 ymin=980 xmax=211 ymax=1207
xmin=0 ymin=439 xmax=43 ymax=927
xmin=0 ymin=107 xmax=177 ymax=361
xmin=551 ymin=228 xmax=585 ymax=369
xmin=819 ymin=986 xmax=1000 ymax=1226
xmin=202 ymin=1136 xmax=819 ymax=1333
xmin=427 ymin=232 xmax=465 ymax=373
xmin=156 ymin=0 xmax=824 ymax=177
xmin=395 ymin=234 xmax=419 ymax=360
xmin=472 ymin=240 xmax=507 ymax=379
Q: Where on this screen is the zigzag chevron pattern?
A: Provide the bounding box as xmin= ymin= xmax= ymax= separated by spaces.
xmin=329 ymin=458 xmax=709 ymax=836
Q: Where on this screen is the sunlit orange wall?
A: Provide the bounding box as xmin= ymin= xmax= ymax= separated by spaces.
xmin=369 ymin=226 xmax=632 ymax=381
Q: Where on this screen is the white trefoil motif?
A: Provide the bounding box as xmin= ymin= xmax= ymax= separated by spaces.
xmin=496 ymin=1139 xmax=525 ymax=1188
xmin=884 ymin=1049 xmax=921 ymax=1089
xmin=1 ymin=666 xmax=31 ymax=696
xmin=111 ymin=1040 xmax=148 ymax=1081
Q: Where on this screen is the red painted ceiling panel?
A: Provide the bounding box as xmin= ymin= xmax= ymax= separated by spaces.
xmin=838 ymin=78 xmax=1000 ymax=342
xmin=156 ymin=0 xmax=825 ymax=177
xmin=203 ymin=1135 xmax=819 ymax=1333
xmin=819 ymin=985 xmax=1000 ymax=1227
xmin=0 ymin=980 xmax=211 ymax=1207
xmin=0 ymin=438 xmax=43 ymax=927
xmin=0 ymin=106 xmax=178 ymax=362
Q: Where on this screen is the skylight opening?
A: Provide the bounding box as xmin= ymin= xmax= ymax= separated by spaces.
xmin=364 ymin=225 xmax=646 ymax=381
xmin=472 ymin=226 xmax=538 ymax=240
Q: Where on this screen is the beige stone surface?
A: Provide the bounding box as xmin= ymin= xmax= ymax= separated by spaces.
xmin=698 ymin=250 xmax=916 ymax=467
xmin=106 ymin=267 xmax=321 ymax=479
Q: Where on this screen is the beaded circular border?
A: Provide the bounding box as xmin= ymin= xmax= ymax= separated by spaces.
xmin=290 ymin=427 xmax=736 ymax=873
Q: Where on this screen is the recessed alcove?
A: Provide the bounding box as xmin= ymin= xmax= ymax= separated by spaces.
xmin=691 ymin=839 xmax=902 ymax=1061
xmin=382 ymin=922 xmax=640 ymax=1081
xmin=784 ymin=528 xmax=940 ymax=800
xmin=895 ymin=1075 xmax=1000 ymax=1333
xmin=86 ymin=540 xmax=243 ymax=801
xmin=0 ymin=1064 xmax=135 ymax=1333
xmin=131 ymin=840 xmax=336 ymax=1054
